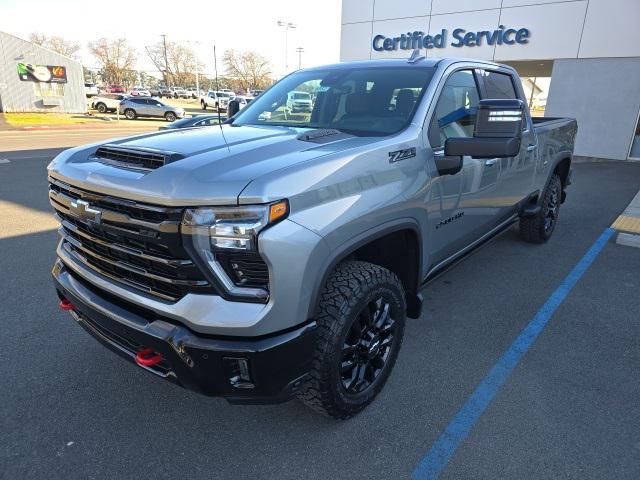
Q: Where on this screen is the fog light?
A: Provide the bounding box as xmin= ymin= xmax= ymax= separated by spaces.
xmin=223 ymin=357 xmax=255 ymax=389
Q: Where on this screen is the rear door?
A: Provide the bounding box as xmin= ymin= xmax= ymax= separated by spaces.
xmin=426 ymin=68 xmax=503 ymax=264
xmin=477 ymin=69 xmax=536 ymax=216
xmin=131 ymin=98 xmax=150 ymax=116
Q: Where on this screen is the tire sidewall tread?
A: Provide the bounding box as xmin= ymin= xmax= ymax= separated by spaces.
xmin=298 ymin=260 xmax=406 ymax=419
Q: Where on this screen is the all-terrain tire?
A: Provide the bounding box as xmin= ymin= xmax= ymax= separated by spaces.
xmin=297 ymin=260 xmax=406 ymax=419
xmin=519 ymin=173 xmax=562 ymax=243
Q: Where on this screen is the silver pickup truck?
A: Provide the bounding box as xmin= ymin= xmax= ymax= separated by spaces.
xmin=48 ymin=58 xmax=576 ymax=418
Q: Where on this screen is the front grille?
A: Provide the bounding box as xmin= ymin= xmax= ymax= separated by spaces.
xmin=49 ymin=178 xmax=214 ymax=302
xmin=93 ymin=146 xmax=183 ymax=171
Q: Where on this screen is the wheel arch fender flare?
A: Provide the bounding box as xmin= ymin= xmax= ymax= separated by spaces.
xmin=539 ymin=151 xmax=572 ymax=204
xmin=307 ymin=218 xmax=424 ymax=321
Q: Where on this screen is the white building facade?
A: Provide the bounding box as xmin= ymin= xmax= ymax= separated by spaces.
xmin=340 ymin=0 xmax=640 ymax=160
xmin=0 ymin=31 xmax=86 ymax=114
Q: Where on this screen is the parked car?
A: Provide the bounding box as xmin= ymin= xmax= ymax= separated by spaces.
xmin=118 ymin=97 xmax=185 ymax=121
xmin=130 ymin=86 xmax=151 ymax=97
xmin=234 ymin=96 xmax=253 ymax=111
xmin=148 ymin=86 xmax=161 ymax=97
xmin=157 ymin=114 xmax=223 ymax=130
xmin=250 ymin=89 xmax=265 ymax=97
xmin=186 ymin=87 xmax=202 ymax=99
xmin=158 ymin=86 xmax=173 ymax=98
xmin=84 ymin=83 xmax=99 ymax=98
xmin=172 ymin=87 xmax=189 ymax=99
xmin=286 ymin=90 xmax=313 ymax=113
xmin=90 ymin=94 xmax=128 ymax=113
xmin=106 ymin=84 xmax=125 ymax=93
xmin=49 ymin=58 xmax=577 ymax=418
xmin=200 ymin=90 xmax=233 ymax=111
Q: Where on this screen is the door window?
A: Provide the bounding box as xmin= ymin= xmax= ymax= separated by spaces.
xmin=428 ymin=70 xmax=480 ymax=149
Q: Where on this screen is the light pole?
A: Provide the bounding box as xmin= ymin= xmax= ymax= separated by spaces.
xmin=187 ymin=40 xmax=201 ymax=94
xmin=277 ymin=20 xmax=296 ymax=75
xmin=160 ymin=34 xmax=170 ymax=86
xmin=296 ymin=47 xmax=304 ymax=70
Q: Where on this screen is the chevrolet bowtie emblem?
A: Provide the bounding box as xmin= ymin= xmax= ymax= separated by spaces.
xmin=69 ymin=199 xmax=102 ymax=225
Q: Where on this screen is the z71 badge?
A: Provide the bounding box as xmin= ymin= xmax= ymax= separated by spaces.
xmin=388 ymin=147 xmax=416 ymax=163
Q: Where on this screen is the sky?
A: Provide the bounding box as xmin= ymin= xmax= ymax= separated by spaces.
xmin=0 ymin=0 xmax=342 ymax=78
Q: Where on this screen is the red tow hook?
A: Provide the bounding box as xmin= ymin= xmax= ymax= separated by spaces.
xmin=135 ymin=347 xmax=163 ymax=367
xmin=59 ymin=299 xmax=76 ymax=311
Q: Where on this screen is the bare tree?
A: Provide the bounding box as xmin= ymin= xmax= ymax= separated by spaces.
xmin=29 ymin=33 xmax=81 ymax=59
xmin=146 ymin=40 xmax=196 ymax=86
xmin=88 ymin=38 xmax=137 ymax=86
xmin=223 ymin=50 xmax=272 ymax=93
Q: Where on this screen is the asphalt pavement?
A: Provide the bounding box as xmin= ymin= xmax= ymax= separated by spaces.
xmin=1 ymin=143 xmax=639 ymax=479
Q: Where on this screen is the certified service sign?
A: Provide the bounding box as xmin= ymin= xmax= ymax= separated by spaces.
xmin=372 ymin=25 xmax=530 ymax=52
xmin=17 ymin=63 xmax=68 ymax=83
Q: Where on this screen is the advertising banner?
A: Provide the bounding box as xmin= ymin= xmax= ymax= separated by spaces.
xmin=17 ymin=63 xmax=68 ymax=83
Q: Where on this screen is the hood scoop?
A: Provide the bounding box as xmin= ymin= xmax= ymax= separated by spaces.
xmin=92 ymin=145 xmax=185 ymax=171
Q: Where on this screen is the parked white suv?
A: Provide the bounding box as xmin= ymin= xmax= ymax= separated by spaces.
xmin=91 ymin=94 xmax=128 ymax=113
xmin=200 ymin=90 xmax=234 ymax=111
xmin=172 ymin=87 xmax=189 ymax=99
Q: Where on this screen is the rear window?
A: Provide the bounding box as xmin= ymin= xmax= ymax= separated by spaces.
xmin=482 ymin=71 xmax=517 ymax=99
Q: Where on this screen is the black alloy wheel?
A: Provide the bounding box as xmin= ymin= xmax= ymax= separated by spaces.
xmin=340 ymin=297 xmax=397 ymax=394
xmin=544 ymin=179 xmax=560 ymax=233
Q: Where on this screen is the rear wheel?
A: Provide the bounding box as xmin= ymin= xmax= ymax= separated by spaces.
xmin=124 ymin=109 xmax=136 ymax=120
xmin=519 ymin=173 xmax=562 ymax=243
xmin=165 ymin=112 xmax=177 ymax=122
xmin=297 ymin=261 xmax=406 ymax=419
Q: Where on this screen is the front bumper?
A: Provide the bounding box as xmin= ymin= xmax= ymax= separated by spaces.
xmin=52 ymin=260 xmax=317 ymax=404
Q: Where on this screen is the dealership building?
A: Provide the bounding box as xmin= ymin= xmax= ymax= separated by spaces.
xmin=340 ymin=0 xmax=640 ymax=161
xmin=0 ymin=31 xmax=86 ymax=114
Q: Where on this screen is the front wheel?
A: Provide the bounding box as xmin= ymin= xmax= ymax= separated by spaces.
xmin=201 ymin=101 xmax=206 ymax=110
xmin=96 ymin=103 xmax=107 ymax=113
xmin=165 ymin=112 xmax=176 ymax=122
xmin=297 ymin=261 xmax=406 ymax=419
xmin=519 ymin=173 xmax=562 ymax=243
xmin=124 ymin=109 xmax=136 ymax=120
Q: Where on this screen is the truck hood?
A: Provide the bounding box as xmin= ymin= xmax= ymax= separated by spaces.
xmin=47 ymin=124 xmax=380 ymax=206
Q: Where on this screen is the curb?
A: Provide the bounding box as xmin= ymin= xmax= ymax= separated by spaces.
xmin=612 ymin=190 xmax=640 ymax=248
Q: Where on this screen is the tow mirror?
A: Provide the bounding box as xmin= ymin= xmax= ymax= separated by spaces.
xmin=444 ymin=99 xmax=524 ymax=160
xmin=227 ymin=99 xmax=240 ymax=118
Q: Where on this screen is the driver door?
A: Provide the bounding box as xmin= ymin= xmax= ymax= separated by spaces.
xmin=426 ymin=69 xmax=502 ymax=265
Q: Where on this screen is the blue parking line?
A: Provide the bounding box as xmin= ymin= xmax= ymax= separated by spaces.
xmin=412 ymin=227 xmax=615 ymax=480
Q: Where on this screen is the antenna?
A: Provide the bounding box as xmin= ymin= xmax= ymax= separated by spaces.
xmin=213 ymin=44 xmax=222 ymax=126
xmin=212 ymin=45 xmax=230 ymax=151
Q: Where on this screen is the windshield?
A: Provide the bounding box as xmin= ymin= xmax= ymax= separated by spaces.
xmin=231 ymin=66 xmax=436 ymax=135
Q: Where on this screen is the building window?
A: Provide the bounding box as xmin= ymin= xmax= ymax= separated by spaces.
xmin=33 ymin=83 xmax=65 ymax=98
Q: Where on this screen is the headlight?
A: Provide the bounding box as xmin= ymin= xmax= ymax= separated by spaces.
xmin=182 ymin=200 xmax=288 ymax=302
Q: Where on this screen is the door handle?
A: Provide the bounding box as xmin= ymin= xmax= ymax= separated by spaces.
xmin=485 ymin=159 xmax=498 ymax=166
xmin=526 ymin=144 xmax=537 ymax=152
